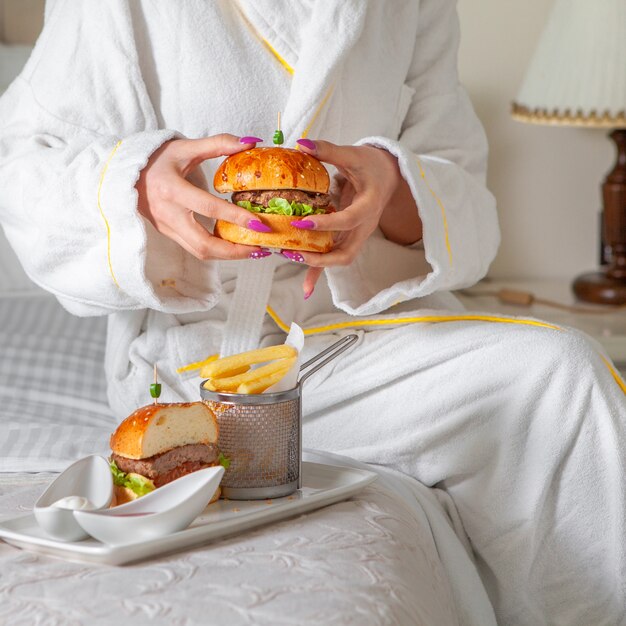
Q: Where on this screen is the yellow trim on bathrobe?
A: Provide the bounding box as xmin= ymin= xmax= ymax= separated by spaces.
xmin=301 ymin=87 xmax=334 ymax=139
xmin=261 ymin=38 xmax=295 ymax=75
xmin=265 ymin=305 xmax=562 ymax=335
xmin=263 ymin=306 xmax=626 ymax=396
xmin=176 ymin=353 xmax=219 ymax=374
xmin=415 ymin=157 xmax=453 ymax=266
xmin=97 ymin=140 xmax=123 ymax=288
xmin=177 ymin=309 xmax=560 ymax=374
xmin=601 ymin=356 xmax=626 ymax=395
xmin=259 ymin=36 xmax=333 ymax=141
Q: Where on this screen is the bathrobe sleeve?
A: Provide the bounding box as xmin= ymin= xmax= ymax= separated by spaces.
xmin=324 ymin=0 xmax=500 ymax=316
xmin=0 ymin=1 xmax=204 ymax=316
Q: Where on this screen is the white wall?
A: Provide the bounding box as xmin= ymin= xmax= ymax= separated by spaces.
xmin=0 ymin=0 xmax=43 ymax=44
xmin=0 ymin=0 xmax=614 ymax=284
xmin=457 ymin=0 xmax=614 ymax=280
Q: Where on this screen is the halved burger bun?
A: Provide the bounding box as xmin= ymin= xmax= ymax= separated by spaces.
xmin=214 ymin=214 xmax=334 ymax=253
xmin=110 ymin=402 xmax=218 ymax=461
xmin=109 ymin=402 xmax=223 ymax=500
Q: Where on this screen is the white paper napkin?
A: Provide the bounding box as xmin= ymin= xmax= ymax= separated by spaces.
xmin=264 ymin=323 xmax=304 ymax=393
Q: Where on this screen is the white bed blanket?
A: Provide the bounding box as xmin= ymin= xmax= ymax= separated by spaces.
xmin=0 ymin=452 xmax=495 ymax=626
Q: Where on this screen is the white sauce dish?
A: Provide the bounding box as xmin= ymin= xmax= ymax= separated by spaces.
xmin=34 ymin=455 xmax=113 ymax=542
xmin=73 ymin=465 xmax=224 ymax=545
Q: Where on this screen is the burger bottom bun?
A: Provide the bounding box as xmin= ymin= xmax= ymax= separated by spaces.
xmin=215 ymin=214 xmax=334 ymax=253
xmin=111 ymin=484 xmax=138 ymax=507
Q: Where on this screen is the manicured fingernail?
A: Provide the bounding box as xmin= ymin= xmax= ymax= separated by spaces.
xmin=304 ymin=287 xmax=314 ymax=300
xmin=296 ymin=138 xmax=317 ymax=152
xmin=291 ymin=219 xmax=316 ymax=230
xmin=240 ymin=136 xmax=263 ymax=144
xmin=247 ymin=219 xmax=272 ymax=233
xmin=249 ymin=250 xmax=272 ymax=260
xmin=282 ymin=251 xmax=305 ymax=263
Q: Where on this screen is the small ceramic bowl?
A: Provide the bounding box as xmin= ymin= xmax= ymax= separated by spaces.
xmin=34 ymin=455 xmax=113 ymax=542
xmin=73 ymin=465 xmax=224 ymax=545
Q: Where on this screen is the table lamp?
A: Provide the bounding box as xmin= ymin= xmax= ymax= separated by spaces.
xmin=512 ymin=0 xmax=626 ymax=304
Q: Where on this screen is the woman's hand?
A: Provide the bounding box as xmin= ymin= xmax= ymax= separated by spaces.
xmin=290 ymin=139 xmax=423 ymax=298
xmin=136 ymin=134 xmax=273 ymax=261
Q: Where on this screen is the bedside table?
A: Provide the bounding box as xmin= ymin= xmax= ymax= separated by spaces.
xmin=457 ymin=279 xmax=626 ymax=374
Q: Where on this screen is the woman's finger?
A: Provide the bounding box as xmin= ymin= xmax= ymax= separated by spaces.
xmin=296 ymin=138 xmax=359 ymax=171
xmin=173 ymin=178 xmax=274 ymax=232
xmin=295 ymin=222 xmax=376 ymax=268
xmin=290 ymin=193 xmax=375 ymax=232
xmin=164 ymin=211 xmax=264 ymax=261
xmin=173 ymin=133 xmax=261 ymax=173
xmin=302 ymin=267 xmax=324 ymax=300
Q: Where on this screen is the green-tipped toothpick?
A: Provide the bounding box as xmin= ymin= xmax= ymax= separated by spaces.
xmin=150 ymin=364 xmax=162 ymax=405
xmin=273 ymin=111 xmax=284 ymax=145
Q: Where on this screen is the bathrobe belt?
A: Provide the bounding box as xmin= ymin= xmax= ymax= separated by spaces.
xmin=219 ymin=255 xmax=280 ymax=357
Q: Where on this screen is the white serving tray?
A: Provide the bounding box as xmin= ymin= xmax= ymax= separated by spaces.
xmin=0 ymin=462 xmax=376 ymax=566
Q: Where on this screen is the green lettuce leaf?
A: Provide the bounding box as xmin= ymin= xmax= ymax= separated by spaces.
xmin=109 ymin=459 xmax=127 ymax=487
xmin=126 ymin=473 xmax=156 ymax=497
xmin=266 ymin=197 xmax=293 ymax=215
xmin=109 ymin=459 xmax=155 ymax=497
xmin=218 ymin=453 xmax=231 ymax=469
xmin=235 ymin=200 xmax=261 ymax=213
xmin=236 ymin=198 xmax=326 ymax=216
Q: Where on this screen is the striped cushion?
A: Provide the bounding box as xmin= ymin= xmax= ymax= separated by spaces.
xmin=0 ymin=295 xmax=114 ymax=471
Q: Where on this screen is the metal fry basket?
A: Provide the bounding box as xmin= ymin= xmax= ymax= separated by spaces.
xmin=200 ymin=334 xmax=357 ymax=500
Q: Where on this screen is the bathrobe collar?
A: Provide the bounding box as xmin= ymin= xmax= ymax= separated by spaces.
xmin=235 ymin=0 xmax=367 ymax=141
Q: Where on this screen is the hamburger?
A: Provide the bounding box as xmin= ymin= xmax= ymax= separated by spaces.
xmin=213 ymin=147 xmax=334 ymax=253
xmin=109 ymin=402 xmax=226 ymax=506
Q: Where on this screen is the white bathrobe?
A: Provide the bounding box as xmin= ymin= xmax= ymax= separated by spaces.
xmin=1 ymin=1 xmax=625 ymax=624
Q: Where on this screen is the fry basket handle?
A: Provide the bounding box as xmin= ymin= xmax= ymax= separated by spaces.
xmin=298 ymin=334 xmax=358 ymax=387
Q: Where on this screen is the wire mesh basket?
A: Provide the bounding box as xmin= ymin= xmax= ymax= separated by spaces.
xmin=200 ymin=334 xmax=357 ymax=500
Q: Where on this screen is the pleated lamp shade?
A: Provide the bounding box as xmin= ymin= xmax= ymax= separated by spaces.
xmin=512 ymin=0 xmax=626 ymax=127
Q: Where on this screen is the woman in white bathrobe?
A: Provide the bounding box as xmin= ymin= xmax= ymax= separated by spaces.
xmin=1 ymin=1 xmax=625 ymax=624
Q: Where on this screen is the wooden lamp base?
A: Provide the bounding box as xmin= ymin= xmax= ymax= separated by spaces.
xmin=573 ymin=271 xmax=626 ymax=305
xmin=573 ymin=129 xmax=626 ymax=305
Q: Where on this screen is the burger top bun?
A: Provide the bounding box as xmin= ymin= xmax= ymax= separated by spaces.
xmin=214 ymin=147 xmax=330 ymax=195
xmin=110 ymin=402 xmax=218 ymax=461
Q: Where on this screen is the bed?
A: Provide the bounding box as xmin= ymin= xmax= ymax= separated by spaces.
xmin=0 ymin=289 xmax=497 ymax=625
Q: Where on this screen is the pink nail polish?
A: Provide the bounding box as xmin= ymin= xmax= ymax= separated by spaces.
xmin=247 ymin=219 xmax=272 ymax=233
xmin=296 ymin=138 xmax=316 ymax=152
xmin=304 ymin=288 xmax=314 ymax=300
xmin=240 ymin=136 xmax=263 ymax=144
xmin=282 ymin=251 xmax=305 ymax=263
xmin=249 ymin=250 xmax=272 ymax=260
xmin=291 ymin=219 xmax=315 ymax=230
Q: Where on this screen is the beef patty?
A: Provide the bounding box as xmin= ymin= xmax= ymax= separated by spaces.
xmin=232 ymin=189 xmax=331 ymax=209
xmin=112 ymin=443 xmax=219 ymax=487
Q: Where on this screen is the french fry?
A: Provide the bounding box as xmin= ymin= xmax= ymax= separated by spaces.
xmin=237 ymin=367 xmax=292 ymax=394
xmin=203 ymin=379 xmax=222 ymax=392
xmin=199 ymin=365 xmax=251 ymax=387
xmin=207 ymin=356 xmax=296 ymax=393
xmin=216 ymin=364 xmax=251 ymax=377
xmin=200 ymin=344 xmax=297 ymax=378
